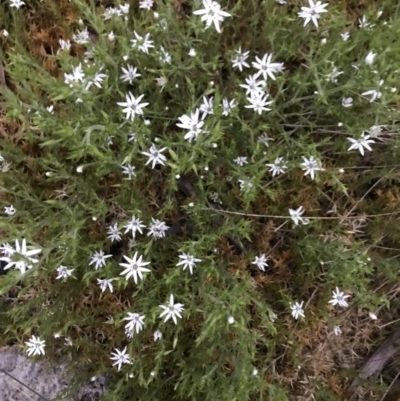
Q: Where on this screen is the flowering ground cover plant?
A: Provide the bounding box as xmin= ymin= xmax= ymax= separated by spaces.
xmin=1 ymin=0 xmax=400 ymax=400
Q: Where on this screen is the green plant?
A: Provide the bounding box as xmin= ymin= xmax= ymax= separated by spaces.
xmin=1 ymin=0 xmax=400 ymax=400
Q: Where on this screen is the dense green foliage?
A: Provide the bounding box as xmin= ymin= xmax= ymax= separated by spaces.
xmin=1 ymin=0 xmax=400 ymax=400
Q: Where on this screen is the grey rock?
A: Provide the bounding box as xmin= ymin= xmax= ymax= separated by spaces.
xmin=0 ymin=346 xmax=108 ymax=401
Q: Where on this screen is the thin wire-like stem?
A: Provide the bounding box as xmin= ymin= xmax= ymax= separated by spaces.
xmin=202 ymin=208 xmax=400 ymax=220
xmin=380 ymin=370 xmax=400 ymax=401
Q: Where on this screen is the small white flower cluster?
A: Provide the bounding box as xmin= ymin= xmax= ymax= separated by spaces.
xmin=291 ymin=286 xmax=358 ymax=321
xmin=232 ymin=48 xmax=284 ymax=115
xmin=110 ymin=327 xmax=162 ymax=370
xmin=102 ymin=3 xmax=130 ymax=21
xmin=116 ymin=295 xmax=183 ymax=361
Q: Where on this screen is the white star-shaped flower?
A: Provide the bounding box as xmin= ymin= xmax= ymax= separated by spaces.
xmin=159 ymin=294 xmax=185 ymax=324
xmin=121 ymin=164 xmax=136 ymax=179
xmin=176 ymin=252 xmax=202 ymax=275
xmin=58 ymin=39 xmax=71 ymax=53
xmin=245 ymin=92 xmax=272 ymax=114
xmin=117 ymin=92 xmax=149 ymax=121
xmin=110 ymin=347 xmax=132 ymax=371
xmin=240 ymin=74 xmax=266 ymax=96
xmin=123 ymin=216 xmax=146 ymax=237
xmin=347 ymin=133 xmax=375 ymax=156
xmin=290 ymin=301 xmax=305 ymax=320
xmin=123 ymin=312 xmax=145 ymax=335
xmin=0 ymin=238 xmax=41 ymax=275
xmin=341 ymin=32 xmax=350 ymax=41
xmin=238 ymin=178 xmax=253 ymax=192
xmin=289 ymin=206 xmax=310 ymax=226
xmin=199 ymin=96 xmax=214 ymax=119
xmin=232 ymin=47 xmax=250 ymax=71
xmin=300 ymin=156 xmax=324 ymax=180
xmin=139 ymin=0 xmax=154 ymax=9
xmin=233 ymin=156 xmax=248 ymax=166
xmin=258 ymin=133 xmax=275 ymax=147
xmin=222 ymin=98 xmax=237 ymax=116
xmin=266 ymin=157 xmax=287 ymax=176
xmin=89 ymin=250 xmax=112 ymax=270
xmin=193 ymin=0 xmax=231 ymax=33
xmin=142 ymin=144 xmax=167 ymax=169
xmin=10 ymin=0 xmax=25 ymax=8
xmin=119 ymin=251 xmax=151 ymax=283
xmin=147 ymin=218 xmax=169 ymax=239
xmin=97 ymin=278 xmax=115 ymax=293
xmin=85 ymin=71 xmax=107 ymax=90
xmin=72 ymin=27 xmax=90 ymax=44
xmin=0 ymin=243 xmax=15 ymax=257
xmin=107 ymin=223 xmax=122 ymax=242
xmin=298 ymin=0 xmax=328 ymax=28
xmin=252 ymin=53 xmax=282 ymax=81
xmin=362 ymin=89 xmax=381 ymax=103
xmin=130 ymin=31 xmax=154 ymax=54
xmin=56 ymin=265 xmax=74 ymax=280
xmin=120 ymin=65 xmax=141 ymax=84
xmin=25 ymin=335 xmax=45 ymax=356
xmin=251 ymin=254 xmax=268 ymax=271
xmin=177 ymin=108 xmax=204 ymax=142
xmin=328 ymin=287 xmax=350 ymax=308
xmin=64 ymin=63 xmax=85 ymax=86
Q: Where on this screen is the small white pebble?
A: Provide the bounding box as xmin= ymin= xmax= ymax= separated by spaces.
xmin=338 ymin=168 xmax=344 ymax=173
xmin=175 ymin=174 xmax=180 ymax=179
xmin=188 ymin=202 xmax=194 ymax=207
